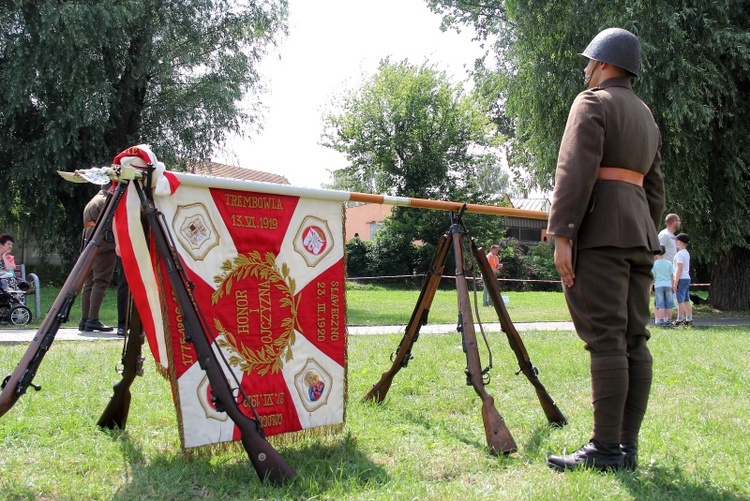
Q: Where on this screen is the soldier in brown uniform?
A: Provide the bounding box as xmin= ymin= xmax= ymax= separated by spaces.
xmin=79 ymin=183 xmax=117 ymax=332
xmin=546 ymin=28 xmax=665 ymax=471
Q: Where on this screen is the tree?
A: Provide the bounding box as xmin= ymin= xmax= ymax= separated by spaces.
xmin=322 ymin=57 xmax=509 ymax=264
xmin=429 ymin=0 xmax=750 ymax=310
xmin=0 ymin=0 xmax=288 ymax=265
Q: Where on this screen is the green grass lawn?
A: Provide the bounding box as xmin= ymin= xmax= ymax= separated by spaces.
xmin=14 ymin=284 xmax=745 ymax=331
xmin=9 ymin=284 xmax=572 ymax=330
xmin=1 ymin=325 xmax=749 ymax=499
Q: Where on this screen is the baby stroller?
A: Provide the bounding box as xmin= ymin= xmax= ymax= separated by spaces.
xmin=0 ymin=270 xmax=32 ymax=326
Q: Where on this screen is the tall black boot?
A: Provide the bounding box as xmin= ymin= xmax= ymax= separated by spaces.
xmin=590 ymin=355 xmax=629 ymax=443
xmin=620 ymin=363 xmax=652 ymax=443
xmin=620 ymin=443 xmax=638 ymax=471
xmin=547 ymin=440 xmax=624 ymax=471
xmin=619 ymin=352 xmax=652 ymax=472
xmin=547 ymin=355 xmax=628 ymax=472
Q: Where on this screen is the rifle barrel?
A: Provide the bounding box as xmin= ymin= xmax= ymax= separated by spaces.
xmin=0 ymin=184 xmax=127 ymax=419
xmin=452 ymin=225 xmax=517 ymax=454
xmin=470 ymin=240 xmax=567 ymax=426
xmin=362 ymin=234 xmax=451 ymax=404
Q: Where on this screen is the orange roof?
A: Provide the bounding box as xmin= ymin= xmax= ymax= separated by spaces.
xmin=187 ymin=161 xmax=289 ymax=185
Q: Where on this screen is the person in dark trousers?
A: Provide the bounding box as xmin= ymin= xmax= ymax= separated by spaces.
xmin=79 ymin=183 xmax=117 ymax=332
xmin=116 ymin=257 xmax=129 ymax=336
xmin=545 ymin=27 xmax=665 ymax=472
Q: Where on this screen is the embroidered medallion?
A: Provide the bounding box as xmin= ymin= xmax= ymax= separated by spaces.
xmin=172 ymin=203 xmax=219 ymax=260
xmin=294 ymin=358 xmax=333 ymax=412
xmin=293 ymin=216 xmax=333 ymax=267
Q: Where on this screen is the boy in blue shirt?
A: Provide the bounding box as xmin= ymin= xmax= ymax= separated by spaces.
xmin=651 ymin=245 xmax=675 ymax=327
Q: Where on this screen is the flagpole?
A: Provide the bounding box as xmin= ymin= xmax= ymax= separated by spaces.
xmin=172 ymin=172 xmax=548 ymax=220
xmin=346 ymin=192 xmax=547 ymax=219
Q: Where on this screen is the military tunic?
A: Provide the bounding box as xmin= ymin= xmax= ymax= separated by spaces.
xmin=547 ymin=76 xmax=664 ymax=444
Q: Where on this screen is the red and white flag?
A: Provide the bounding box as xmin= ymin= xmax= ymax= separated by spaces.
xmin=113 ymin=147 xmax=346 ymax=448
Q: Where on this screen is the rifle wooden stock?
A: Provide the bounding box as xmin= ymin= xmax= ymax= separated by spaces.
xmin=97 ymin=305 xmax=144 ymax=430
xmin=362 ymin=234 xmax=451 ymax=403
xmin=471 ymin=240 xmax=567 ymax=426
xmin=452 ymin=226 xmax=517 ymax=455
xmin=0 ymin=183 xmax=126 ymax=419
xmin=135 ymin=181 xmax=295 ymax=486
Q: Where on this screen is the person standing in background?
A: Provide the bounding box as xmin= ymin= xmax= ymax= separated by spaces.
xmin=657 ymin=213 xmax=680 ymax=321
xmin=483 ymin=244 xmax=503 ymax=306
xmin=116 ymin=257 xmax=129 ymax=336
xmin=546 ymin=27 xmax=664 ymax=472
xmin=79 ymin=184 xmax=117 ymax=333
xmin=673 ymin=233 xmax=693 ymax=326
xmin=651 ymin=245 xmax=675 ymax=327
xmin=658 ymin=213 xmax=681 ymax=264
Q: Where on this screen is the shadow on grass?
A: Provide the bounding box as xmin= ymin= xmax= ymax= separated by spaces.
xmin=522 ymin=423 xmax=558 ymax=456
xmin=619 ymin=464 xmax=747 ymax=500
xmin=103 ymin=429 xmax=387 ymax=499
xmin=396 ymin=405 xmax=522 ymax=463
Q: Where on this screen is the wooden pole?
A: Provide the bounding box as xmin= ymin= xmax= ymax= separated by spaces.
xmin=171 ymin=172 xmax=548 ymax=220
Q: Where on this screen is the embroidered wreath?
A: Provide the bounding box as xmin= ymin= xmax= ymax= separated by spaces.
xmin=211 ymin=251 xmax=301 ymax=376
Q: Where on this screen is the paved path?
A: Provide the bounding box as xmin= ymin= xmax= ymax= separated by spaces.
xmin=0 ymin=321 xmax=576 ymax=344
xmin=1 ymin=317 xmax=748 ymax=345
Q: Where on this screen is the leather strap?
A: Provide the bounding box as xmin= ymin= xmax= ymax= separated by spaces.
xmin=83 ymin=221 xmax=96 ymax=228
xmin=597 ymin=167 xmax=644 ymax=187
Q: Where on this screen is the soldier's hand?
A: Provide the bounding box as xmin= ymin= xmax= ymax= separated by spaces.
xmin=554 ymin=236 xmax=575 ymax=288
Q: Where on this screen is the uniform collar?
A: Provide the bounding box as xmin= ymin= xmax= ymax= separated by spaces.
xmin=596 ymin=76 xmax=633 ymax=90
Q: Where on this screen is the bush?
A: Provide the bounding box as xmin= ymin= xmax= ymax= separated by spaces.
xmin=525 ymin=241 xmax=560 ymax=291
xmin=345 ymin=237 xmax=371 ymax=278
xmin=24 ymin=264 xmax=71 ymax=286
xmin=367 ymin=231 xmax=416 ymax=278
xmin=346 ymin=234 xmax=560 ymax=292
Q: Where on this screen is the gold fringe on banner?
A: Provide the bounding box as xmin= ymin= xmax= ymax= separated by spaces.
xmin=179 ymin=421 xmax=345 ymax=457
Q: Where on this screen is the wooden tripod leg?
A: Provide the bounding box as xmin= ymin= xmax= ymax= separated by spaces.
xmin=98 ymin=192 xmax=152 ymax=430
xmin=452 ymin=222 xmax=517 ymax=455
xmin=97 ymin=300 xmax=145 ymax=430
xmin=470 ymin=239 xmax=567 ymax=426
xmin=362 ymin=233 xmax=452 ymax=403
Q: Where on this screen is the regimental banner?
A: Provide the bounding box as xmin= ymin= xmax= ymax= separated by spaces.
xmin=113 ymin=163 xmax=346 ymax=449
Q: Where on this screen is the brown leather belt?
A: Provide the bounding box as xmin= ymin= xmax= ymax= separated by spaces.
xmin=597 ymin=167 xmax=644 ymax=187
xmin=83 ymin=221 xmax=96 ymax=228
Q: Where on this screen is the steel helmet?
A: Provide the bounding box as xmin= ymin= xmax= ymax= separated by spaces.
xmin=580 ymin=27 xmax=641 ymax=77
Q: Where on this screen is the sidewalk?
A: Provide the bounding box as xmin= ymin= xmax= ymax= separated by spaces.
xmin=0 ymin=321 xmax=575 ymax=344
xmin=1 ymin=317 xmax=748 ymax=344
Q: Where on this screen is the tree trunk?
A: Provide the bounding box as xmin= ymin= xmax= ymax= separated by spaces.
xmin=709 ymin=247 xmax=750 ymax=311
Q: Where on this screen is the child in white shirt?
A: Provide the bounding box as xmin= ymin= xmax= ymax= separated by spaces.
xmin=673 ymin=233 xmax=692 ymax=326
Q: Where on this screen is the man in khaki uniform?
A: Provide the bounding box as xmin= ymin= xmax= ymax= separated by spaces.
xmin=546 ymin=28 xmax=664 ymax=471
xmin=79 ymin=183 xmax=117 ymax=332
